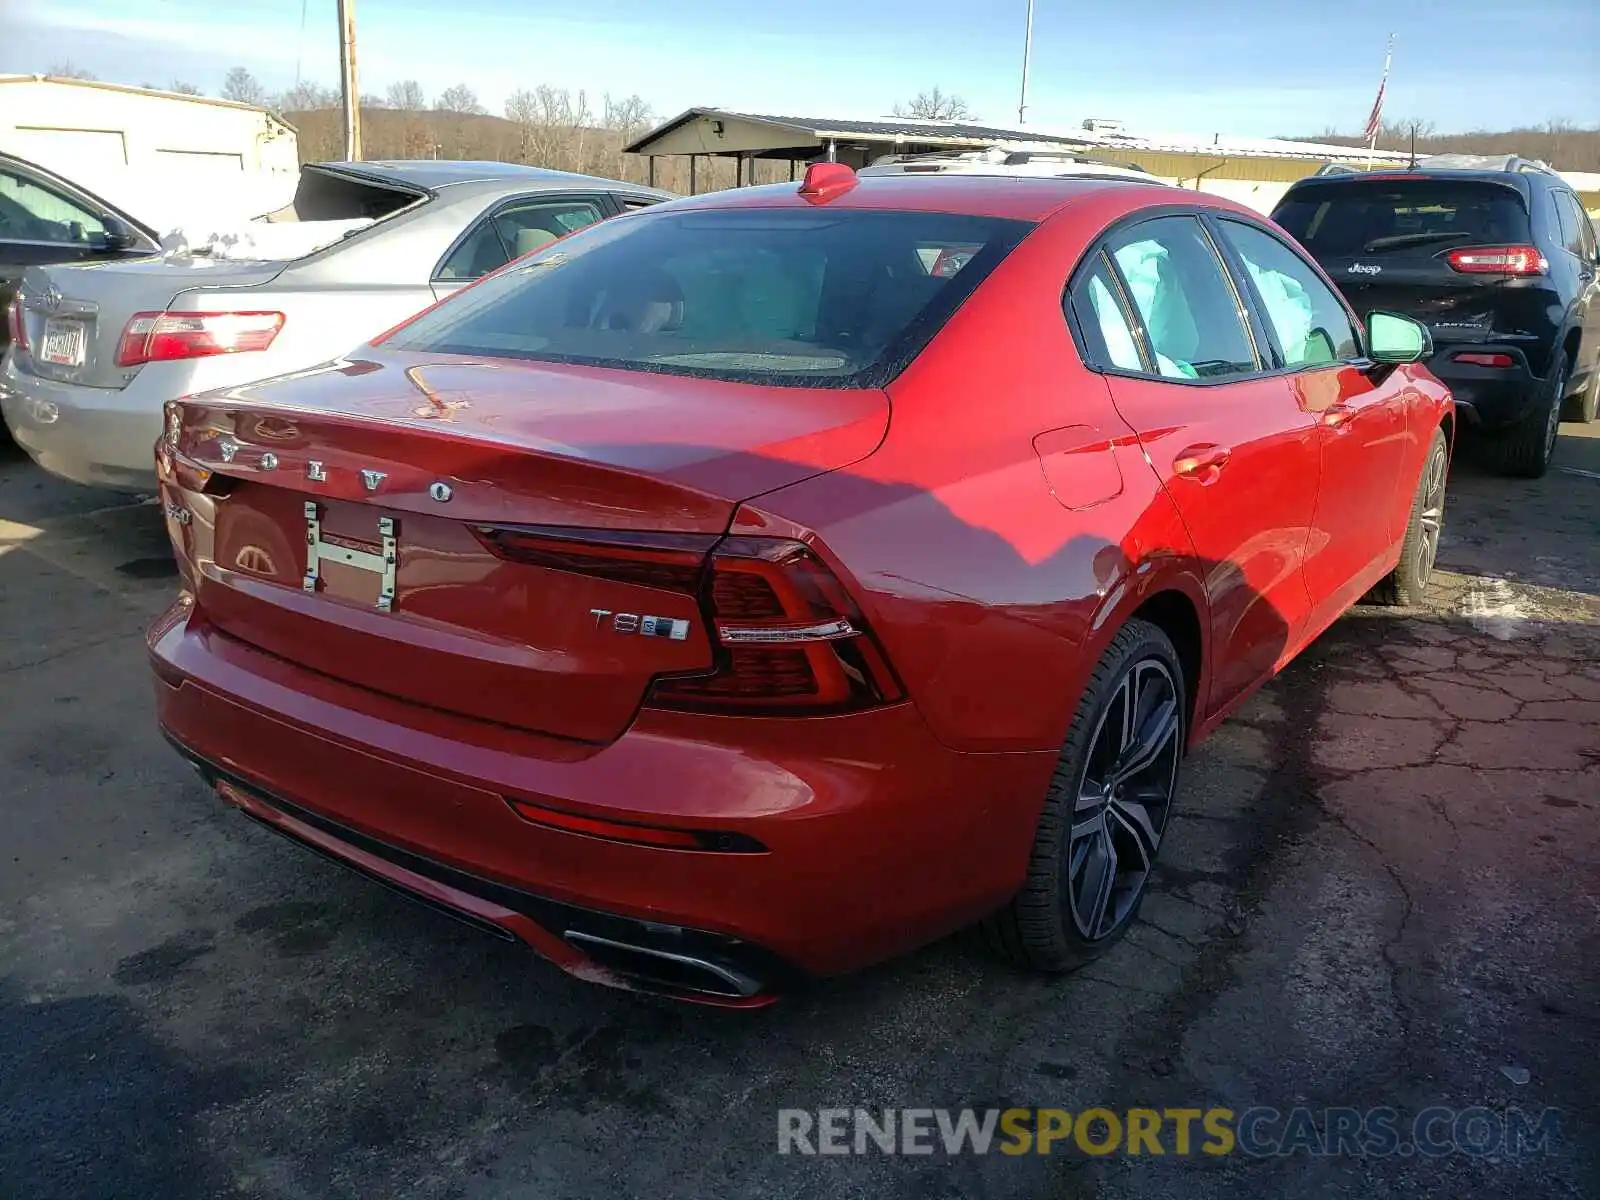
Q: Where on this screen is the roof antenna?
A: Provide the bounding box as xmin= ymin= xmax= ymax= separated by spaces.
xmin=1407 ymin=122 xmax=1418 ymax=169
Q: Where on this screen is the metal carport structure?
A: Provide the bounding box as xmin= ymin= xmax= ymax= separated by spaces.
xmin=623 ymin=108 xmax=1098 ymax=192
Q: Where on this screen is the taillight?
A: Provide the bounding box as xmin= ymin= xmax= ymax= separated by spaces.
xmin=473 ymin=524 xmax=903 ymax=716
xmin=5 ymin=293 xmax=26 ymax=354
xmin=649 ymin=537 xmax=902 ymax=715
xmin=116 ymin=311 xmax=284 ymax=367
xmin=1444 ymin=245 xmax=1546 ymax=275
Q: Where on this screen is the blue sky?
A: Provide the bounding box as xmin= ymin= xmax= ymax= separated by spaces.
xmin=3 ymin=0 xmax=1596 ymax=137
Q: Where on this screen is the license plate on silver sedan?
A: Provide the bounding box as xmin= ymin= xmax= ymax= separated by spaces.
xmin=39 ymin=318 xmax=87 ymax=367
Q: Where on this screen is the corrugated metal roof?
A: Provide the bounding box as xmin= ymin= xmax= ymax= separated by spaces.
xmin=625 ymin=107 xmax=1415 ymax=165
xmin=717 ymin=111 xmax=1088 ymax=145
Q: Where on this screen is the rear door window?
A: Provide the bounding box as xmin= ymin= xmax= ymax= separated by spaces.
xmin=436 ymin=197 xmax=608 ymax=282
xmin=1274 ymin=180 xmax=1530 ymax=259
xmin=1103 ymin=215 xmax=1259 ymax=380
xmin=392 ymin=208 xmax=1033 ymax=387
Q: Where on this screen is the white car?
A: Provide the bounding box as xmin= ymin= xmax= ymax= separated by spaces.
xmin=3 ymin=160 xmax=670 ymax=491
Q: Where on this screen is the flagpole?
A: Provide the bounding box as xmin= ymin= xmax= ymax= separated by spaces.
xmin=1018 ymin=0 xmax=1036 ymax=125
xmin=1365 ymin=33 xmax=1394 ymax=170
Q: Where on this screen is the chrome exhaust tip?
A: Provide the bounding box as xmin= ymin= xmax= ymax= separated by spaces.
xmin=564 ymin=930 xmax=765 ymax=999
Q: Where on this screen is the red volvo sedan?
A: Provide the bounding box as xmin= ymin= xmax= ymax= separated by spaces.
xmin=149 ymin=164 xmax=1452 ymax=1005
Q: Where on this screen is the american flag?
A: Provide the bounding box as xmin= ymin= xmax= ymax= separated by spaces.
xmin=1365 ymin=34 xmax=1395 ymax=146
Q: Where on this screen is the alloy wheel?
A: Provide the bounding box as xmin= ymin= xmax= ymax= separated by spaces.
xmin=1066 ymin=658 xmax=1182 ymax=940
xmin=1415 ymin=444 xmax=1448 ymax=591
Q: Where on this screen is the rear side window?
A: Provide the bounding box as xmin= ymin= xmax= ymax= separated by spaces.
xmin=1554 ymin=192 xmax=1596 ymax=260
xmin=390 ymin=208 xmax=1032 ymax=387
xmin=1274 ymin=181 xmax=1530 ymax=258
xmin=1068 ymin=255 xmax=1143 ymax=372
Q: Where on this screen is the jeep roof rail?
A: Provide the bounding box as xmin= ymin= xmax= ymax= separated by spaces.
xmin=1415 ymin=152 xmax=1557 ymax=176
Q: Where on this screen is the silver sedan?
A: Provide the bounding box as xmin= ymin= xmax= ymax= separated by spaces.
xmin=2 ymin=160 xmax=671 ymax=491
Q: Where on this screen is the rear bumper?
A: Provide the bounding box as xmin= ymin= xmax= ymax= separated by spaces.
xmin=1426 ymin=345 xmax=1545 ymax=431
xmin=149 ymin=601 xmax=1053 ymax=999
xmin=1 ymin=352 xmax=162 ymax=490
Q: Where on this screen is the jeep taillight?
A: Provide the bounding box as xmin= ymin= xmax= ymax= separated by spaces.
xmin=1445 ymin=245 xmax=1546 ymax=275
xmin=648 ymin=537 xmax=902 ymax=715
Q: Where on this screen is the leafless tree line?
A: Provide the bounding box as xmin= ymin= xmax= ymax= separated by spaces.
xmin=1307 ymin=118 xmax=1600 ymax=172
xmin=49 ymin=62 xmax=1600 ymax=177
xmin=280 ymin=76 xmax=799 ymax=191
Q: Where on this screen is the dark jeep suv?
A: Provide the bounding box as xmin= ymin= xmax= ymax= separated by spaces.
xmin=1273 ymin=155 xmax=1600 ymax=477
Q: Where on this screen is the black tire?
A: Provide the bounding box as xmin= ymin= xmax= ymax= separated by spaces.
xmin=1562 ymin=361 xmax=1600 ymax=424
xmin=1494 ymin=351 xmax=1565 ymax=478
xmin=1366 ymin=427 xmax=1449 ymax=607
xmin=982 ymin=618 xmax=1185 ymax=972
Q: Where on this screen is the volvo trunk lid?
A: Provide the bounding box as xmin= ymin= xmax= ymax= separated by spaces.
xmin=163 ymin=351 xmax=888 ymax=743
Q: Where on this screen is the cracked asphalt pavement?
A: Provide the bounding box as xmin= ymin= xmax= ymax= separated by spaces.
xmin=1 ymin=424 xmax=1596 ymax=1199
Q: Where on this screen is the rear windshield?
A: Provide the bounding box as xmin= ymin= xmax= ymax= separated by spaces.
xmin=384 ymin=206 xmax=1033 ymax=387
xmin=1274 ymin=180 xmax=1530 ymax=258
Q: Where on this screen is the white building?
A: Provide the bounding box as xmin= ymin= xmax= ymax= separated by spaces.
xmin=0 ymin=75 xmax=299 ymax=223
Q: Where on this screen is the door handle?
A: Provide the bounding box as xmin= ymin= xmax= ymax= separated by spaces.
xmin=1173 ymin=443 xmax=1231 ymax=481
xmin=1322 ymin=403 xmax=1358 ymax=429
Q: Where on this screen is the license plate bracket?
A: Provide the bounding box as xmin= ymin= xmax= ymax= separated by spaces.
xmin=303 ymin=502 xmax=397 ymax=611
xmin=40 ymin=317 xmax=87 ymax=367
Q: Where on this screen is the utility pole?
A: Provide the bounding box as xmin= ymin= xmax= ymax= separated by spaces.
xmin=338 ymin=0 xmax=362 ymax=160
xmin=1017 ymin=0 xmax=1035 ymax=124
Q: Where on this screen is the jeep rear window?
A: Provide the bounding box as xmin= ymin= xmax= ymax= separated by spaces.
xmin=383 ymin=207 xmax=1033 ymax=387
xmin=1274 ymin=181 xmax=1530 ymax=258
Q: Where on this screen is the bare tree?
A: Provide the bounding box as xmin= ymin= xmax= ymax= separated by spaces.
xmin=49 ymin=61 xmax=97 ymax=81
xmin=892 ymin=86 xmax=973 ymax=121
xmin=386 ymin=79 xmax=427 ymax=111
xmin=277 ymin=80 xmax=339 ymax=112
xmin=169 ymin=80 xmax=203 ymax=95
xmin=505 ymin=88 xmax=542 ymax=163
xmin=1379 ymin=117 xmax=1437 ymax=141
xmin=221 ymin=67 xmax=268 ymax=106
xmin=436 ymin=83 xmax=486 ymax=115
xmin=603 ymin=93 xmax=653 ymax=143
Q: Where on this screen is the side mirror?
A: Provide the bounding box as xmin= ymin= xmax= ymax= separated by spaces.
xmin=96 ymin=215 xmax=137 ymax=251
xmin=1366 ymin=311 xmax=1432 ymax=365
